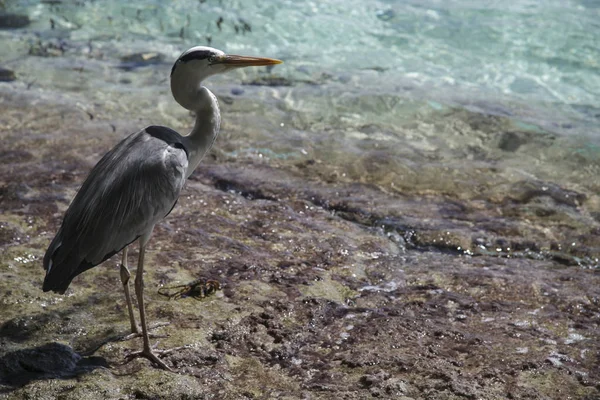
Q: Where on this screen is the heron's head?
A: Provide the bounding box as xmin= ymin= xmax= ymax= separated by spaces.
xmin=170 ymin=46 xmax=282 ymax=110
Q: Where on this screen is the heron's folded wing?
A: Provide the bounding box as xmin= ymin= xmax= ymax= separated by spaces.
xmin=44 ymin=128 xmax=188 ymax=288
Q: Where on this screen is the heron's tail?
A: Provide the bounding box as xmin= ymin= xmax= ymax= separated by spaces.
xmin=43 ymin=228 xmax=115 ymax=294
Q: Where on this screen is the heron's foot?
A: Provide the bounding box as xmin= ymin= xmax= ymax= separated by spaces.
xmin=125 ymin=347 xmax=173 ymax=371
xmin=120 ymin=322 xmax=170 ymax=341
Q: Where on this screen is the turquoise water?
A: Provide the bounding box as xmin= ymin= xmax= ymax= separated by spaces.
xmin=3 ymin=0 xmax=600 ymax=137
xmin=1 ymin=0 xmax=600 ymax=205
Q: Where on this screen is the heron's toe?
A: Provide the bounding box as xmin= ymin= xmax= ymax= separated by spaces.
xmin=124 ymin=348 xmax=173 ymax=371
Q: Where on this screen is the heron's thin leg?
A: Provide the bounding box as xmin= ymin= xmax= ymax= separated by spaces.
xmin=133 ymin=242 xmax=172 ymax=371
xmin=119 ymin=247 xmax=139 ymax=334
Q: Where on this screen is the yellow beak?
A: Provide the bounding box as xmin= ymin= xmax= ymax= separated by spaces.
xmin=216 ymin=54 xmax=283 ymax=67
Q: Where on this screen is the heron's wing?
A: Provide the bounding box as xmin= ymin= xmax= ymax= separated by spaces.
xmin=43 ymin=126 xmax=188 ymax=293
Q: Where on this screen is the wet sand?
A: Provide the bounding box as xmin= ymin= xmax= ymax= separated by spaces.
xmin=1 ymin=76 xmax=599 ymax=399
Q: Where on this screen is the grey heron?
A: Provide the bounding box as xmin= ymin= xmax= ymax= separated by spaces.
xmin=42 ymin=46 xmax=282 ymax=371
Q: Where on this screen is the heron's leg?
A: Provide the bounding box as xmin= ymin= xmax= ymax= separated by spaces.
xmin=132 ymin=242 xmax=172 ymax=371
xmin=119 ymin=247 xmax=139 ymax=334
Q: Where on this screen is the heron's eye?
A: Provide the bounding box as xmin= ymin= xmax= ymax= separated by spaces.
xmin=208 ymin=55 xmax=217 ymax=64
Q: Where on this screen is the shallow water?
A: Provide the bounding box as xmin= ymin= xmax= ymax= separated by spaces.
xmin=3 ymin=0 xmax=600 ymax=132
xmin=2 ymin=0 xmax=599 ymax=181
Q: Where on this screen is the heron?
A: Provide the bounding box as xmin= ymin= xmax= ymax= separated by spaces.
xmin=42 ymin=46 xmax=282 ymax=371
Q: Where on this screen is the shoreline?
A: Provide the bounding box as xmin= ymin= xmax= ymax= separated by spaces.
xmin=1 ymin=78 xmax=599 ymax=397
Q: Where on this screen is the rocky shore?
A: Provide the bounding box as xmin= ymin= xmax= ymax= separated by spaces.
xmin=1 ymin=80 xmax=599 ymax=399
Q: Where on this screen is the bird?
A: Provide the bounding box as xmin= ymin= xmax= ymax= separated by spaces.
xmin=42 ymin=46 xmax=283 ymax=370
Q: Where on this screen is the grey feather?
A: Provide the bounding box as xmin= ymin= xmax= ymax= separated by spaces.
xmin=43 ymin=125 xmax=188 ymax=293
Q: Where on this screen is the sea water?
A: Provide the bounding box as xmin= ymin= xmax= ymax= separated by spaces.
xmin=1 ymin=0 xmax=599 ymax=199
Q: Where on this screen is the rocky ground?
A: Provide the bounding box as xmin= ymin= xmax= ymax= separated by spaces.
xmin=1 ymin=87 xmax=599 ymax=399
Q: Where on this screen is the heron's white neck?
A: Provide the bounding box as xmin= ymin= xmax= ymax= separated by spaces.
xmin=173 ymin=83 xmax=221 ymax=178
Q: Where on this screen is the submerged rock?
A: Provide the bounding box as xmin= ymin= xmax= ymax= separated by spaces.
xmin=376 ymin=9 xmax=395 ymax=21
xmin=498 ymin=131 xmax=527 ymax=151
xmin=507 ymin=180 xmax=587 ymax=207
xmin=28 ymin=39 xmax=67 ymax=57
xmin=0 ymin=14 xmax=30 ymax=29
xmin=117 ymin=52 xmax=165 ymax=70
xmin=242 ymin=75 xmax=294 ymax=86
xmin=0 ymin=67 xmax=15 ymax=82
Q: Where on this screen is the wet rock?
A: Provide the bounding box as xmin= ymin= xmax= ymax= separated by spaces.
xmin=0 ymin=315 xmax=51 ymax=343
xmin=218 ymin=95 xmax=234 ymax=105
xmin=507 ymin=180 xmax=587 ymax=207
xmin=163 ymin=346 xmax=221 ymax=372
xmin=242 ymin=75 xmax=294 ymax=87
xmin=212 ymin=176 xmax=278 ymax=201
xmin=117 ymin=52 xmax=165 ymax=70
xmin=572 ymin=103 xmax=600 ymax=120
xmin=0 ymin=149 xmax=32 ymax=162
xmin=362 ymin=66 xmax=388 ymax=73
xmin=0 ymin=222 xmax=25 ymax=247
xmin=0 ymin=68 xmax=16 ymax=82
xmin=411 ymin=230 xmax=470 ymax=254
xmin=498 ymin=131 xmax=527 ymax=151
xmin=359 ymin=370 xmax=389 ymax=387
xmin=28 ymin=39 xmax=67 ymax=57
xmin=376 ymin=9 xmax=395 ymax=21
xmin=0 ymin=14 xmax=30 ymax=29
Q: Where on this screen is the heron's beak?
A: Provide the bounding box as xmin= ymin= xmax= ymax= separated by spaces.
xmin=215 ymin=54 xmax=283 ymax=67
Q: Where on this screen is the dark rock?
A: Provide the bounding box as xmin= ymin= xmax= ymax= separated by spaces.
xmin=0 ymin=14 xmax=30 ymax=29
xmin=28 ymin=39 xmax=67 ymax=57
xmin=117 ymin=52 xmax=165 ymax=70
xmin=0 ymin=149 xmax=32 ymax=162
xmin=498 ymin=131 xmax=527 ymax=151
xmin=242 ymin=75 xmax=294 ymax=87
xmin=360 ymin=371 xmax=390 ymax=387
xmin=508 ymin=180 xmax=587 ymax=207
xmin=0 ymin=67 xmax=16 ymax=82
xmin=376 ymin=9 xmax=395 ymax=21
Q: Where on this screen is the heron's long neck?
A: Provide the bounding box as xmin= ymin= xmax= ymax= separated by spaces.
xmin=183 ymin=86 xmax=221 ymax=178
